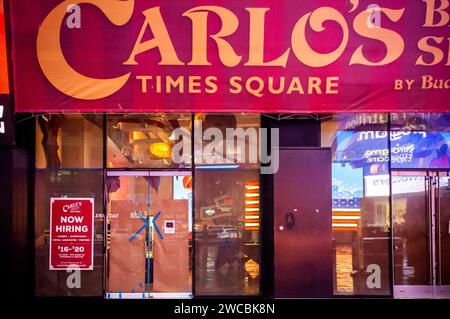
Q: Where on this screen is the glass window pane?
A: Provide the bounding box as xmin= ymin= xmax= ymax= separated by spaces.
xmin=106 ymin=113 xmax=191 ymax=169
xmin=390 ymin=113 xmax=450 ymax=169
xmin=194 ymin=114 xmax=260 ymax=168
xmin=390 ymin=113 xmax=450 ymax=132
xmin=34 ymin=170 xmax=104 ymax=296
xmin=437 ymin=175 xmax=450 ymax=286
xmin=36 ymin=114 xmax=103 ymax=168
xmin=194 ymin=169 xmax=260 ymax=296
xmin=321 ymin=114 xmax=391 ymax=296
xmin=392 ymin=173 xmax=430 ymax=286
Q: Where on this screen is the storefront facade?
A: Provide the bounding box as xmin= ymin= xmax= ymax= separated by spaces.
xmin=2 ymin=0 xmax=450 ymax=299
xmin=25 ymin=112 xmax=450 ymax=299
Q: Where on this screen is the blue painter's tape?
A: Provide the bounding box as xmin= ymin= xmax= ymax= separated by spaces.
xmin=152 ymin=211 xmax=164 ymax=239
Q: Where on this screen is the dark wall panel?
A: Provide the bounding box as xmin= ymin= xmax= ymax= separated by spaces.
xmin=0 ymin=148 xmax=29 ymax=300
xmin=264 ymin=117 xmax=320 ymax=148
xmin=274 ymin=148 xmax=332 ymax=298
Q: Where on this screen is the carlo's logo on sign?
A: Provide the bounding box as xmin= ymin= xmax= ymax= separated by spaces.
xmin=62 ymin=201 xmax=83 ymax=213
xmin=36 ymin=0 xmax=416 ymax=100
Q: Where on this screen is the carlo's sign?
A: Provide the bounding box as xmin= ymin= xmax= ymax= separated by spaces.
xmin=49 ymin=198 xmax=94 ymax=271
xmin=9 ymin=0 xmax=450 ymax=113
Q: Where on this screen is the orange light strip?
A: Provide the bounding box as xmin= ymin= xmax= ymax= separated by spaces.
xmin=244 ymin=211 xmax=260 ymax=216
xmin=245 ymin=182 xmax=260 ymax=231
xmin=333 ymin=227 xmax=358 ymax=231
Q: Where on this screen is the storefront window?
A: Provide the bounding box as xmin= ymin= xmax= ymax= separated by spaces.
xmin=193 ymin=114 xmax=260 ymax=168
xmin=194 ymin=169 xmax=260 ymax=296
xmin=36 ymin=114 xmax=103 ymax=168
xmin=193 ymin=114 xmax=261 ymax=296
xmin=390 ymin=113 xmax=450 ymax=132
xmin=34 ymin=170 xmax=104 ymax=296
xmin=390 ymin=113 xmax=450 ymax=169
xmin=106 ymin=114 xmax=191 ymax=169
xmin=321 ymin=114 xmax=391 ymax=296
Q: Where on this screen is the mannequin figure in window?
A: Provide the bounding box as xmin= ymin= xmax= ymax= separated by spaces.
xmin=38 ymin=114 xmax=64 ymax=168
xmin=106 ymin=176 xmax=121 ymax=205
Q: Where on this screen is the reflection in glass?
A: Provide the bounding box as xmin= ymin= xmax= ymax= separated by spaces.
xmin=438 ymin=176 xmax=450 ymax=286
xmin=390 ymin=113 xmax=450 ymax=132
xmin=194 ymin=114 xmax=260 ymax=168
xmin=36 ymin=114 xmax=103 ymax=168
xmin=322 ymin=114 xmax=391 ymax=296
xmin=392 ymin=174 xmax=429 ymax=285
xmin=194 ymin=169 xmax=260 ymax=296
xmin=106 ymin=114 xmax=191 ymax=168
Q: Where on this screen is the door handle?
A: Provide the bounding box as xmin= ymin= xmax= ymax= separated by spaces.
xmin=285 ymin=212 xmax=295 ymax=229
xmin=278 ymin=209 xmax=298 ymax=231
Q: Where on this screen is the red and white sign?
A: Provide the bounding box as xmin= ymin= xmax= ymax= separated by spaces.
xmin=9 ymin=0 xmax=450 ymax=113
xmin=49 ymin=198 xmax=94 ymax=270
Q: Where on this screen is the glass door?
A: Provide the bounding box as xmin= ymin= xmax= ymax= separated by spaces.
xmin=436 ymin=173 xmax=450 ymax=296
xmin=392 ymin=171 xmax=450 ymax=298
xmin=105 ymin=171 xmax=192 ymax=299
